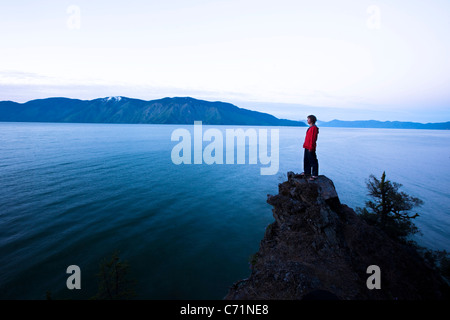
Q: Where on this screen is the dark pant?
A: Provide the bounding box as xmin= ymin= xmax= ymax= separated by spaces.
xmin=303 ymin=148 xmax=319 ymax=176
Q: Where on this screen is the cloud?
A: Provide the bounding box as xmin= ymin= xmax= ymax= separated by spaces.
xmin=0 ymin=70 xmax=55 ymax=85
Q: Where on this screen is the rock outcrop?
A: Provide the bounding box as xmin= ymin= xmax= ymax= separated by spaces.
xmin=225 ymin=172 xmax=449 ymax=300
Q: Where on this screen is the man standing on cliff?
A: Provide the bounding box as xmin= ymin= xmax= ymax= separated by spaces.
xmin=301 ymin=115 xmax=319 ymax=181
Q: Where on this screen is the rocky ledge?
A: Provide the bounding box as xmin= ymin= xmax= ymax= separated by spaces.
xmin=225 ymin=172 xmax=449 ymax=300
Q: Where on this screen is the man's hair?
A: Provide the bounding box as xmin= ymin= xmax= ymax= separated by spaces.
xmin=307 ymin=115 xmax=317 ymax=124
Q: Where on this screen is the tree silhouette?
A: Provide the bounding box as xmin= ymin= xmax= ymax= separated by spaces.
xmin=92 ymin=251 xmax=136 ymax=300
xmin=357 ymin=171 xmax=423 ymax=241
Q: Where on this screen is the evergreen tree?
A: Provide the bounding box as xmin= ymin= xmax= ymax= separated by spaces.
xmin=357 ymin=171 xmax=423 ymax=241
xmin=92 ymin=251 xmax=136 ymax=300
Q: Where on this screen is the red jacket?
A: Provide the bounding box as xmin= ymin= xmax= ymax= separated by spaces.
xmin=303 ymin=125 xmax=319 ymax=151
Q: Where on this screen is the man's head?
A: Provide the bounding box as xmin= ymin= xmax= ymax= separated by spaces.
xmin=307 ymin=115 xmax=317 ymax=125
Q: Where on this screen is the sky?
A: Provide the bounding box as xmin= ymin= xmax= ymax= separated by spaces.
xmin=0 ymin=0 xmax=449 ymax=122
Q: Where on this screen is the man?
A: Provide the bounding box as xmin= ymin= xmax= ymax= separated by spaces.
xmin=301 ymin=115 xmax=319 ymax=181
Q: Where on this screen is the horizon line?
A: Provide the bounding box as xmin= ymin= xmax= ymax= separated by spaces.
xmin=1 ymin=95 xmax=449 ymax=125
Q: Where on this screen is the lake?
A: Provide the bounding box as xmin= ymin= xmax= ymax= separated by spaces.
xmin=0 ymin=122 xmax=449 ymax=299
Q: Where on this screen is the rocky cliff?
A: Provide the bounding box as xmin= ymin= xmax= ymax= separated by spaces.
xmin=225 ymin=172 xmax=449 ymax=300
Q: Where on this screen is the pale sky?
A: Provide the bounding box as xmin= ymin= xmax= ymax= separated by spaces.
xmin=1 ymin=0 xmax=449 ymax=122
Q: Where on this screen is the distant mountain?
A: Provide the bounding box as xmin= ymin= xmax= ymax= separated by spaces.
xmin=318 ymin=119 xmax=450 ymax=130
xmin=0 ymin=96 xmax=307 ymax=127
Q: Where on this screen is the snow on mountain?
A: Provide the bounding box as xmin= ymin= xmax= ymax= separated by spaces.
xmin=104 ymin=96 xmax=122 ymax=102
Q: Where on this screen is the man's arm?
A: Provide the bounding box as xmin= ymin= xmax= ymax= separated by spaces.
xmin=310 ymin=126 xmax=318 ymax=148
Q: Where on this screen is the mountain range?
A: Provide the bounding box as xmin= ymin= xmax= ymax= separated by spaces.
xmin=0 ymin=96 xmax=448 ymax=129
xmin=318 ymin=119 xmax=450 ymax=130
xmin=0 ymin=96 xmax=306 ymax=127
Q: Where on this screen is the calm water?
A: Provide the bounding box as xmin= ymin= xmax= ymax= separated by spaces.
xmin=0 ymin=122 xmax=449 ymax=299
